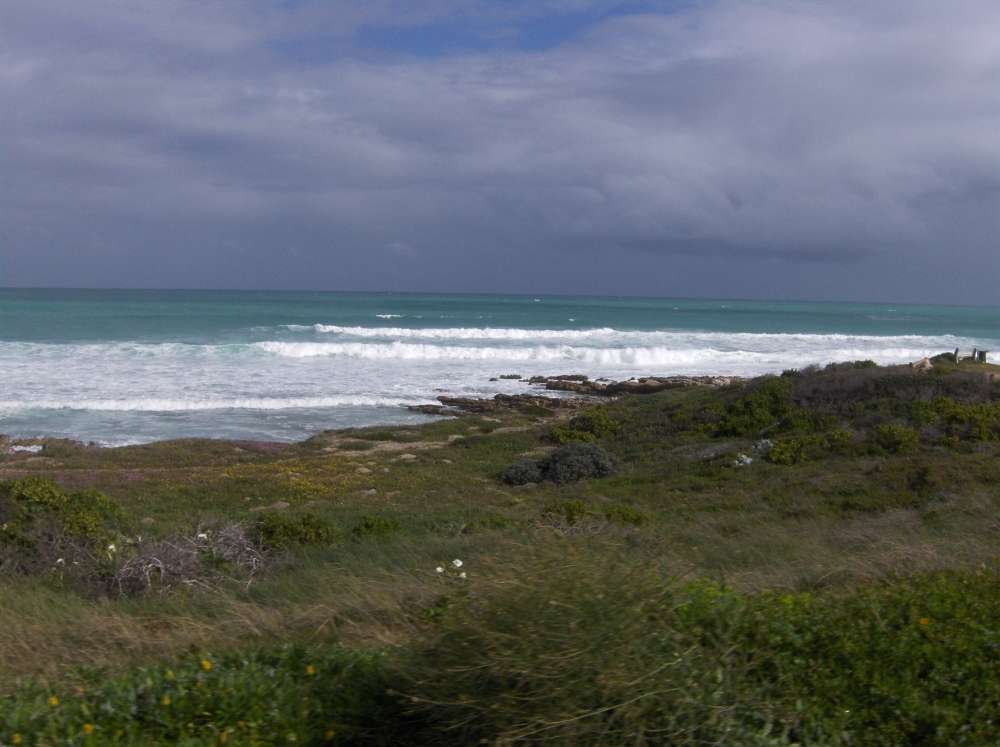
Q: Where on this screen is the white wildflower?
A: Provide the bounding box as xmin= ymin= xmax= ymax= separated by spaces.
xmin=436 ymin=567 xmax=444 ymax=574
xmin=459 ymin=572 xmax=467 ymax=579
xmin=452 ymin=559 xmax=463 ymax=568
xmin=107 ymin=543 xmax=116 ymax=553
xmin=55 ymin=558 xmax=64 ymax=565
xmin=196 ymin=532 xmax=209 ymax=541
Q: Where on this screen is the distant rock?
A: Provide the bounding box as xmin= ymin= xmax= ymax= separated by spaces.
xmin=355 ymin=466 xmax=371 ymax=474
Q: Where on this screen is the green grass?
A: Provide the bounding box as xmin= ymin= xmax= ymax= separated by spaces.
xmin=4 ymin=360 xmax=1000 ymax=743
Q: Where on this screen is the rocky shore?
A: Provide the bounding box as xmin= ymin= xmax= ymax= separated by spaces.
xmin=407 ymin=373 xmax=743 ymax=416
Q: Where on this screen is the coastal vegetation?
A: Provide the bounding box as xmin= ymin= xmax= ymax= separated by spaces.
xmin=3 ymin=354 xmax=1000 ymax=744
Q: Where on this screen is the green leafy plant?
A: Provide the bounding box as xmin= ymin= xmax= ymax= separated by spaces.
xmin=256 ymin=511 xmax=336 ymax=551
xmin=351 ymin=514 xmax=402 ymax=539
xmin=549 ymin=406 xmax=624 ymax=444
xmin=763 ymin=437 xmax=805 ymax=465
xmin=873 ymin=424 xmax=920 ymax=454
xmin=602 ymin=502 xmax=649 ymax=525
xmin=0 ymin=477 xmax=122 ymax=568
xmin=501 ymin=444 xmax=623 ymax=486
xmin=712 ymin=376 xmax=796 ymax=437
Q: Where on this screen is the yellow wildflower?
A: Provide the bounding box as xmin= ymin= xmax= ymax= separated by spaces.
xmin=306 ymin=665 xmax=315 ymax=676
xmin=12 ymin=734 xmax=21 ymax=745
xmin=919 ymin=617 xmax=929 ymax=626
xmin=83 ymin=723 xmax=94 ymax=735
xmin=201 ymin=659 xmax=212 ymax=671
xmin=161 ymin=695 xmax=171 ymax=705
xmin=48 ymin=696 xmax=59 ymax=706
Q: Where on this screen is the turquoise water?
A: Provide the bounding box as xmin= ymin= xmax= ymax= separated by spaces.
xmin=1 ymin=289 xmax=998 ymax=445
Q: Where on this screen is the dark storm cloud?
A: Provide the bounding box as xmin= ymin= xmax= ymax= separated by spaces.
xmin=3 ymin=1 xmax=1000 ymax=301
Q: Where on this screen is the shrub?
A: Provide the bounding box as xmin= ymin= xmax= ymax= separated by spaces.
xmin=256 ymin=511 xmax=336 ymax=551
xmin=602 ymin=502 xmax=648 ymax=525
xmin=500 ymin=445 xmax=623 ymax=486
xmin=338 ymin=440 xmax=376 ymax=451
xmin=873 ymin=424 xmax=920 ymax=455
xmin=713 ymin=376 xmax=795 ymax=437
xmin=549 ymin=407 xmax=624 ymax=444
xmin=520 ymin=404 xmax=555 ymax=417
xmin=543 ymin=444 xmax=623 ymax=485
xmin=0 ymin=643 xmax=413 ymax=746
xmin=499 ymin=458 xmax=544 ymax=486
xmin=0 ymin=477 xmax=122 ymax=573
xmin=542 ymin=499 xmax=593 ymax=523
xmin=351 ymin=514 xmax=402 ymax=539
xmin=763 ymin=437 xmax=805 ymax=465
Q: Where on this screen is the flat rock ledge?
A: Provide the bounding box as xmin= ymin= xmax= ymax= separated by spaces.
xmin=530 ymin=374 xmax=743 ymax=396
xmin=406 ymin=375 xmax=742 ymax=416
xmin=408 ymin=393 xmax=603 ymax=416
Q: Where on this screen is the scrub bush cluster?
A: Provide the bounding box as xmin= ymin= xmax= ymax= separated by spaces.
xmin=500 ymin=444 xmax=623 ymax=486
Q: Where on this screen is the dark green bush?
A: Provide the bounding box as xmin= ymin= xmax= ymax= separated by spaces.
xmin=713 ymin=376 xmax=795 ymax=437
xmin=0 ymin=643 xmax=416 ymax=746
xmin=602 ymin=502 xmax=648 ymax=525
xmin=351 ymin=514 xmax=402 ymax=539
xmin=543 ymin=444 xmax=623 ymax=485
xmin=337 ymin=439 xmax=376 ymax=451
xmin=542 ymin=499 xmax=593 ymax=523
xmin=255 ymin=511 xmax=336 ymax=551
xmin=501 ymin=444 xmax=623 ymax=486
xmin=499 ymin=458 xmax=543 ymax=486
xmin=520 ymin=404 xmax=555 ymax=417
xmin=763 ymin=437 xmax=805 ymax=465
xmin=549 ymin=406 xmax=624 ymax=444
xmin=0 ymin=478 xmax=122 ymax=572
xmin=873 ymin=423 xmax=920 ymax=454
xmin=403 ymin=563 xmax=1000 ymax=746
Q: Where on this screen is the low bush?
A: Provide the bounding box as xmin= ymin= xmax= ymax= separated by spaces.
xmin=0 ymin=477 xmax=122 ymax=574
xmin=0 ymin=643 xmax=415 ymax=746
xmin=337 ymin=439 xmax=376 ymax=451
xmin=402 ymin=564 xmax=1000 ymax=746
xmin=499 ymin=458 xmax=543 ymax=486
xmin=873 ymin=423 xmax=920 ymax=454
xmin=501 ymin=444 xmax=623 ymax=486
xmin=255 ymin=511 xmax=336 ymax=551
xmin=712 ymin=375 xmax=796 ymax=437
xmin=602 ymin=502 xmax=648 ymax=525
xmin=351 ymin=514 xmax=402 ymax=539
xmin=542 ymin=499 xmax=593 ymax=523
xmin=762 ymin=437 xmax=804 ymax=465
xmin=549 ymin=406 xmax=624 ymax=444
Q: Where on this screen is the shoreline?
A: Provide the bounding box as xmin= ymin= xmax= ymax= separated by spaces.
xmin=0 ymin=372 xmax=746 ymax=452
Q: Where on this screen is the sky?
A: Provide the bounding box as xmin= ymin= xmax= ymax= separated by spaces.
xmin=2 ymin=0 xmax=1000 ymax=303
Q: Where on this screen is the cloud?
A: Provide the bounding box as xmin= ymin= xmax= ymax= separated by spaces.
xmin=2 ymin=1 xmax=1000 ymax=300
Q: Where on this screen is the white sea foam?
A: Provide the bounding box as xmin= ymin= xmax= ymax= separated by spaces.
xmin=311 ymin=324 xmax=621 ymax=340
xmin=0 ymin=326 xmax=991 ymax=444
xmin=0 ymin=396 xmax=415 ymax=412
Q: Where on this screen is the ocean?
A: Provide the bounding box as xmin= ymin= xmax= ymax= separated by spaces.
xmin=2 ymin=289 xmax=998 ymax=446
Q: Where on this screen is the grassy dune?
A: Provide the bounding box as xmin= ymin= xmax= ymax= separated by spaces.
xmin=3 ymin=356 xmax=1000 ymax=745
